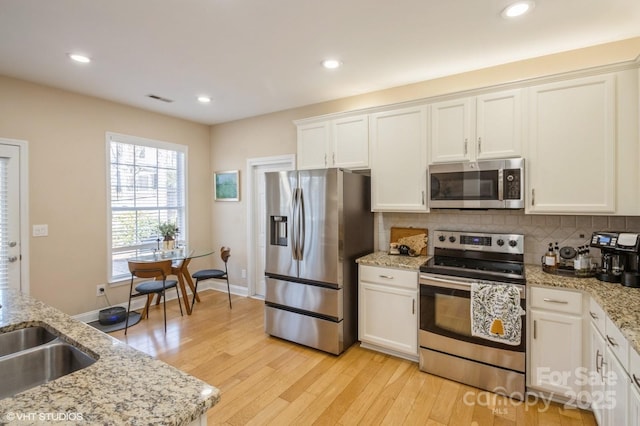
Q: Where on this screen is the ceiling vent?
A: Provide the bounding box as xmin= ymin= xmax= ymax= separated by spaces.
xmin=146 ymin=94 xmax=174 ymax=103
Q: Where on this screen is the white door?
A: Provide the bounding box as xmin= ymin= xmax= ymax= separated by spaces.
xmin=0 ymin=144 xmax=21 ymax=290
xmin=248 ymin=156 xmax=295 ymax=298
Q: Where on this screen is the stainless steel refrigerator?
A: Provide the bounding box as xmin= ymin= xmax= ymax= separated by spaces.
xmin=264 ymin=168 xmax=373 ymax=355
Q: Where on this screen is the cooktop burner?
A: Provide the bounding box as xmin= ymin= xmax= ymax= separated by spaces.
xmin=420 ymin=230 xmax=526 ymax=284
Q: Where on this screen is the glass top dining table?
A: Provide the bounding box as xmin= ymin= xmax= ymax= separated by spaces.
xmin=129 ymin=247 xmax=215 ymax=315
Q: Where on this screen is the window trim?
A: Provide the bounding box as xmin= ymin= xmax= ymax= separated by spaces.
xmin=105 ymin=132 xmax=188 ymax=283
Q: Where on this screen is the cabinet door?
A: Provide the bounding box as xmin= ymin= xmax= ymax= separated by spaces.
xmin=370 ymin=106 xmax=428 ymax=212
xmin=630 ymin=383 xmax=640 ymax=426
xmin=527 ymin=74 xmax=615 ymax=213
xmin=476 ymin=89 xmax=522 ymax=160
xmin=590 ymin=323 xmax=606 ymax=425
xmin=331 ymin=115 xmax=369 ymax=169
xmin=604 ymin=347 xmax=628 ymax=426
xmin=297 ymin=122 xmax=330 ymax=170
xmin=359 ymin=282 xmax=417 ymax=356
xmin=430 ymin=98 xmax=473 ymax=163
xmin=530 ymin=309 xmax=582 ymax=396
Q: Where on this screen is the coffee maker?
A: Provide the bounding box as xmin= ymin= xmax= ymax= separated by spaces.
xmin=590 ymin=231 xmax=640 ymax=287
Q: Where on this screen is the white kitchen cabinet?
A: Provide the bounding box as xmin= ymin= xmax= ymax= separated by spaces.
xmin=370 ymin=105 xmax=428 ymax=212
xmin=296 ymin=114 xmax=369 ymax=170
xmin=630 ymin=380 xmax=640 ymax=426
xmin=358 ymin=265 xmax=418 ymax=361
xmin=526 ymin=74 xmax=616 ymax=214
xmin=604 ymin=345 xmax=629 ymax=426
xmin=529 ymin=287 xmax=583 ymax=397
xmin=590 ymin=322 xmax=607 ymax=425
xmin=430 ymin=89 xmax=522 ymax=163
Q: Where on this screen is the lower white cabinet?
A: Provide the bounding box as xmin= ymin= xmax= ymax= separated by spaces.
xmin=590 ymin=322 xmax=607 ymax=425
xmin=528 ymin=287 xmax=583 ymax=397
xmin=358 ymin=265 xmax=418 ymax=361
xmin=604 ymin=345 xmax=628 ymax=426
xmin=630 ymin=383 xmax=640 ymax=426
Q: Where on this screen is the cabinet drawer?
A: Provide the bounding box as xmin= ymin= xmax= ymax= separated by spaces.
xmin=630 ymin=346 xmax=640 ymax=392
xmin=359 ymin=265 xmax=417 ymax=290
xmin=588 ymin=298 xmax=606 ymax=335
xmin=529 ymin=286 xmax=582 ymax=314
xmin=605 ymin=316 xmax=629 ymax=367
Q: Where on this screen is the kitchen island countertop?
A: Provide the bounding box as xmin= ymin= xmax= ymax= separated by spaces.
xmin=0 ymin=288 xmax=219 ymax=425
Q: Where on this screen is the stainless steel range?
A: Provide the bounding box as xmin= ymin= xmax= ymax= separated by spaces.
xmin=419 ymin=230 xmax=526 ymax=397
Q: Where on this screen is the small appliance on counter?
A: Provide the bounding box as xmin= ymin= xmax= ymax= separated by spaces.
xmin=590 ymin=231 xmax=640 ymax=287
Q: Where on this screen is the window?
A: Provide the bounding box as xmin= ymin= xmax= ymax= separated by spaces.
xmin=107 ymin=133 xmax=187 ymax=282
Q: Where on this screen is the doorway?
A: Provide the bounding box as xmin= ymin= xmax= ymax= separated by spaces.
xmin=0 ymin=139 xmax=29 ymax=292
xmin=246 ymin=155 xmax=295 ymax=298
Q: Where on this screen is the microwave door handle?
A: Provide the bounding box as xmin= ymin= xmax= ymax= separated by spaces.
xmin=498 ymin=168 xmax=504 ymax=201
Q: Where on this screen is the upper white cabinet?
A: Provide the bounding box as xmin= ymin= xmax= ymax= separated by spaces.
xmin=526 ymin=74 xmax=616 ymax=214
xmin=430 ymin=89 xmax=522 ymax=163
xmin=296 ymin=114 xmax=369 ymax=170
xmin=370 ymin=106 xmax=428 ymax=212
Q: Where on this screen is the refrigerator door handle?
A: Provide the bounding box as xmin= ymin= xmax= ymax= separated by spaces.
xmin=298 ymin=188 xmax=305 ymax=260
xmin=291 ymin=188 xmax=299 ymax=260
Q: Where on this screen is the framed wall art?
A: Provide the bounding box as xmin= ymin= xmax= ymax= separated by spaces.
xmin=214 ymin=170 xmax=240 ymax=201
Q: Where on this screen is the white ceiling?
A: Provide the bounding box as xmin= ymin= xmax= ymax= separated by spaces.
xmin=1 ymin=0 xmax=639 ymax=125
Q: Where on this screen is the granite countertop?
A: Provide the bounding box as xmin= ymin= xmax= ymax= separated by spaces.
xmin=0 ymin=289 xmax=220 ymax=425
xmin=526 ymin=266 xmax=640 ymax=356
xmin=356 ymin=253 xmax=640 ymax=356
xmin=357 ymin=251 xmax=429 ymax=271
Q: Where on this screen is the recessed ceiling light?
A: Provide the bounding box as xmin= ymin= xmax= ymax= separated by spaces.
xmin=197 ymin=96 xmax=212 ymax=103
xmin=501 ymin=1 xmax=535 ymax=18
xmin=68 ymin=53 xmax=91 ymax=63
xmin=322 ymin=59 xmax=342 ymax=69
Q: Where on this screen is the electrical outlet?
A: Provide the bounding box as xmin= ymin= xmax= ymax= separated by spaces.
xmin=241 ymin=269 xmax=247 ymax=279
xmin=96 ymin=284 xmax=106 ymax=297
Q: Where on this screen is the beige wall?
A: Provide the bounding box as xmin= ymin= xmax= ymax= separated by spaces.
xmin=210 ymin=37 xmax=640 ymax=291
xmin=0 ymin=76 xmax=211 ymax=315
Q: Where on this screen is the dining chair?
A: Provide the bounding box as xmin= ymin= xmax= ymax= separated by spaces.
xmin=191 ymin=246 xmax=232 ymax=311
xmin=125 ymin=259 xmax=184 ymax=334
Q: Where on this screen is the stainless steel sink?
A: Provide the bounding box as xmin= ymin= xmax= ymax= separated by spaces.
xmin=0 ymin=326 xmax=57 ymax=357
xmin=0 ymin=327 xmax=97 ymax=399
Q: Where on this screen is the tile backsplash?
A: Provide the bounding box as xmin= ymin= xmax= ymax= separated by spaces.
xmin=376 ymin=211 xmax=640 ymax=265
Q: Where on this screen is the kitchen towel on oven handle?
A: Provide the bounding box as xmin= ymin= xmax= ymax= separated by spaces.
xmin=470 ymin=282 xmax=525 ymax=346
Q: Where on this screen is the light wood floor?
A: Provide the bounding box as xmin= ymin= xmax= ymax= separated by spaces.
xmin=111 ymin=290 xmax=597 ymax=426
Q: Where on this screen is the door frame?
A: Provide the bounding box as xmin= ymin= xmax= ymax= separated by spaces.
xmin=246 ymin=154 xmax=295 ymax=298
xmin=0 ymin=138 xmax=30 ymax=294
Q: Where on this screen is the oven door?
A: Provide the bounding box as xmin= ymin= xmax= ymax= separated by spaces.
xmin=419 ymin=273 xmax=526 ymax=371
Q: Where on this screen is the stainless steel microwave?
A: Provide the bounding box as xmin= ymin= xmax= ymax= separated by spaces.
xmin=428 ymin=158 xmax=525 ymax=209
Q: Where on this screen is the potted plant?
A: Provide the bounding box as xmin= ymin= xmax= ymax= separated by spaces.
xmin=158 ymin=221 xmax=179 ymax=250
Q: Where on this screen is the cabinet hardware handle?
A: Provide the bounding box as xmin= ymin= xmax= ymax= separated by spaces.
xmin=464 ymin=138 xmax=468 ymax=155
xmin=533 ymin=320 xmax=537 ymax=339
xmin=596 ymin=349 xmax=602 ymax=374
xmin=633 ymin=374 xmax=640 ymax=388
xmin=379 ymin=275 xmax=394 ymax=279
xmin=606 ymin=335 xmax=618 ymax=347
xmin=324 ymin=154 xmax=327 ymax=167
xmin=478 ymin=137 xmax=482 ymax=153
xmin=412 ymin=299 xmax=415 ymax=315
xmin=421 ymin=191 xmax=425 ymax=205
xmin=543 ymin=298 xmax=568 ymax=304
xmin=532 ymin=189 xmax=535 ymax=206
xmin=589 ymin=311 xmax=598 ymax=319
xmin=332 ymin=152 xmax=335 ymax=166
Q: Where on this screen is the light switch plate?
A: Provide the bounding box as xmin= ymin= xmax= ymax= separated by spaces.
xmin=33 ymin=224 xmax=48 ymax=237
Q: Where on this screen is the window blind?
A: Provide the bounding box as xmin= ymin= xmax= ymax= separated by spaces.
xmin=107 ymin=135 xmax=186 ymax=281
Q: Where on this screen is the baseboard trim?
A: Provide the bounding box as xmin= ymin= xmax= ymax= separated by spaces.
xmin=72 ymin=283 xmax=249 ymax=323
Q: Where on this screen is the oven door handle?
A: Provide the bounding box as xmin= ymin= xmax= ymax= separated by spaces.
xmin=421 ymin=275 xmax=525 ymax=298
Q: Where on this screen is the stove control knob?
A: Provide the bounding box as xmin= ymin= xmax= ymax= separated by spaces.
xmin=496 ymin=239 xmax=505 ymax=246
xmin=509 ymin=240 xmax=518 ymax=247
xmin=449 ymin=236 xmax=456 ymax=243
xmin=438 ymin=235 xmax=446 ymax=242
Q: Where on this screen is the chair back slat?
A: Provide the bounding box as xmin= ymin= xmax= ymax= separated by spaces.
xmin=128 ymin=259 xmax=173 ymax=279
